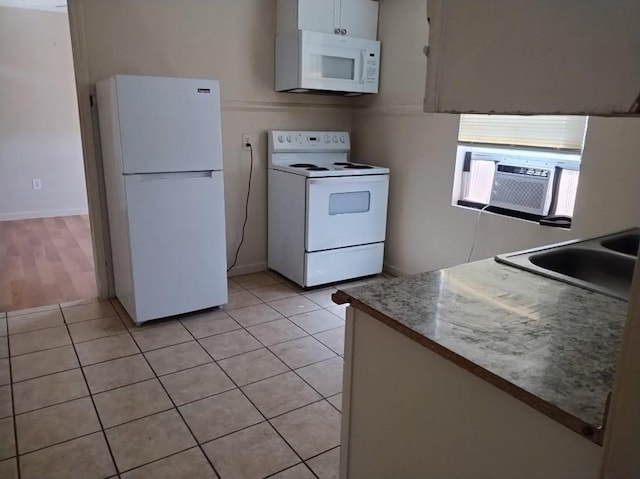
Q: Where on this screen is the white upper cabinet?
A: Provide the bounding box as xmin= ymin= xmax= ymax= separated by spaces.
xmin=278 ymin=0 xmax=379 ymax=40
xmin=424 ymin=0 xmax=640 ymax=116
xmin=282 ymin=0 xmax=336 ymax=36
xmin=337 ymin=0 xmax=379 ymax=40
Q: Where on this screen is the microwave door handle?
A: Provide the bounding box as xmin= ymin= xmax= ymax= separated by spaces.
xmin=359 ymin=51 xmax=366 ymax=84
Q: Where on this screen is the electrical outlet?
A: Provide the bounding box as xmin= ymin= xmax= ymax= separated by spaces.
xmin=242 ymin=134 xmax=254 ymax=151
xmin=32 ymin=178 xmax=42 ymax=190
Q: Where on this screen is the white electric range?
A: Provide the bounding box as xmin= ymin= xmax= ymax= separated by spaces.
xmin=268 ymin=130 xmax=390 ymax=287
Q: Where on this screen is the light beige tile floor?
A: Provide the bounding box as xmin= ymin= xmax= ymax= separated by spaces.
xmin=0 ymin=271 xmax=387 ymax=478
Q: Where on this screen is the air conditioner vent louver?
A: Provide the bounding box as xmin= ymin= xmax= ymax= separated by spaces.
xmin=492 ymin=178 xmax=546 ymax=209
xmin=490 ymin=163 xmax=554 ymax=216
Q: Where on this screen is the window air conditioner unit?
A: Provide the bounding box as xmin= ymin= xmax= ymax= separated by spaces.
xmin=490 ymin=163 xmax=555 ymax=216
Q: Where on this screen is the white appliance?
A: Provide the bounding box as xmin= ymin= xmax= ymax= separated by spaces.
xmin=96 ymin=75 xmax=228 ymax=324
xmin=268 ymin=130 xmax=389 ymax=287
xmin=490 ymin=163 xmax=555 ymax=216
xmin=275 ymin=30 xmax=380 ymax=95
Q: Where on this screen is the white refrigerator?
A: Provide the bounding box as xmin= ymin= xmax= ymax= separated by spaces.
xmin=96 ymin=75 xmax=228 ymax=324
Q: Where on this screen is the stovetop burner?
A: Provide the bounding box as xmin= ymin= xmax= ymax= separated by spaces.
xmin=333 ymin=162 xmax=375 ymax=170
xmin=344 ymin=164 xmax=374 ymax=169
xmin=307 ymin=166 xmax=329 ymax=171
xmin=290 ymin=163 xmax=317 ymax=168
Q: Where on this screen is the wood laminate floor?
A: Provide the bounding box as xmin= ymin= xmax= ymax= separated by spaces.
xmin=0 ymin=215 xmax=97 ymax=312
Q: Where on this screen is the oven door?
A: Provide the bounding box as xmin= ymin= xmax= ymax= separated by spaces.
xmin=300 ymin=31 xmax=379 ymax=94
xmin=306 ymin=175 xmax=389 ymax=252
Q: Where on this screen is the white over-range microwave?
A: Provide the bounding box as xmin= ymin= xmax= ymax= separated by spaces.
xmin=276 ymin=30 xmax=380 ymax=95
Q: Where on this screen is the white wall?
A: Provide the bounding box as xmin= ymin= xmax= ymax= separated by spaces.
xmin=0 ymin=7 xmax=88 ymax=221
xmin=352 ymin=0 xmax=640 ymax=275
xmin=73 ymin=0 xmax=352 ymax=277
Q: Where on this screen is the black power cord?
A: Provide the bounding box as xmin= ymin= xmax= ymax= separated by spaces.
xmin=227 ymin=143 xmax=254 ymax=272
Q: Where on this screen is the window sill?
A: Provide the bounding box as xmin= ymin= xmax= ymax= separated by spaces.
xmin=455 ymin=201 xmax=572 ymax=229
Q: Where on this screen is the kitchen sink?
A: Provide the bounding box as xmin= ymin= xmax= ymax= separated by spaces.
xmin=496 ymin=228 xmax=639 ymax=300
xmin=601 ymin=233 xmax=640 ymax=257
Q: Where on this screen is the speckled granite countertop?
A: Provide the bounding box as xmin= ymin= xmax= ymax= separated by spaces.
xmin=333 ymin=259 xmax=628 ymax=445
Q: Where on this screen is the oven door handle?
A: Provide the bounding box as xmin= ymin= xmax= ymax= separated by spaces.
xmin=308 ymin=175 xmax=388 ymax=186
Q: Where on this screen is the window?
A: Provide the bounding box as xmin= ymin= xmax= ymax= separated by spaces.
xmin=454 ymin=115 xmax=588 ymax=225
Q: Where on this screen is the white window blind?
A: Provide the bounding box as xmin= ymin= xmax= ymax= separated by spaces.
xmin=463 ymin=159 xmax=494 ymax=204
xmin=459 ymin=115 xmax=588 ymax=151
xmin=554 ymin=170 xmax=580 ymax=217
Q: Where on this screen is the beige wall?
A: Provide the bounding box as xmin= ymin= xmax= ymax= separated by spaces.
xmin=0 ymin=7 xmax=87 ymax=221
xmin=351 ymin=0 xmax=640 ymax=275
xmin=423 ymin=0 xmax=640 ymax=115
xmin=71 ymin=0 xmax=640 ymax=288
xmin=72 ymin=0 xmax=352 ymax=280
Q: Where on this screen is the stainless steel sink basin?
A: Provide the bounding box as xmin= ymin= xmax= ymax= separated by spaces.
xmin=496 ymin=228 xmax=639 ymax=300
xmin=601 ymin=233 xmax=639 ymax=256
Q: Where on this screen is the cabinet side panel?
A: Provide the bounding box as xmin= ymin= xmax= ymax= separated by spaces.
xmin=339 ymin=306 xmax=356 ymax=479
xmin=345 ymin=309 xmax=602 ymax=479
xmin=275 ymin=34 xmax=300 ymax=91
xmin=96 ymin=78 xmax=136 ymax=317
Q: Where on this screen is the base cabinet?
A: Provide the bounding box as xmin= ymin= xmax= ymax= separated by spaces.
xmin=340 ymin=307 xmax=602 ymax=479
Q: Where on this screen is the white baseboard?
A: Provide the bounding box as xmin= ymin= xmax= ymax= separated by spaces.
xmin=383 ymin=262 xmax=410 ymax=277
xmin=227 ymin=261 xmax=268 ymax=277
xmin=0 ymin=208 xmax=89 ymax=222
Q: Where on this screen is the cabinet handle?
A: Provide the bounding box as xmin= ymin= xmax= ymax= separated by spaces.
xmin=334 ymin=28 xmax=341 ymax=34
xmin=341 ymin=28 xmax=347 ymax=35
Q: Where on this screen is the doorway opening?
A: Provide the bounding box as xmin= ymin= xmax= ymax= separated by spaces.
xmin=0 ymin=2 xmax=96 ymax=312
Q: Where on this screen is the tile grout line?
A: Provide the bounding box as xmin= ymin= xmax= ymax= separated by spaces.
xmin=262 ymin=462 xmax=314 ymax=479
xmin=108 ymin=446 xmax=207 ymax=478
xmin=7 ymin=271 xmax=354 ymax=476
xmin=69 ymin=363 xmax=335 ymax=428
xmin=246 ymin=313 xmax=343 ymax=337
xmin=236 ymin=296 xmax=343 ymax=475
xmin=174 ymin=312 xmax=319 ymax=478
xmin=223 ymin=318 xmax=338 ymax=394
xmin=9 ymin=364 xmax=80 ymax=386
xmin=217 ymin=315 xmax=336 ymax=478
xmin=6 ymin=312 xmax=121 ymax=339
xmin=124 ymin=323 xmax=224 ymax=479
xmin=59 ymin=304 xmax=122 ymax=478
xmin=9 ymin=322 xmax=336 ymax=400
xmin=302 ymin=443 xmax=341 ymax=465
xmin=237 ymin=322 xmax=343 ymax=404
xmin=15 ymin=428 xmax=110 ymax=458
xmin=6 ymin=314 xmax=22 ymax=479
xmin=12 ymin=389 xmax=92 ymax=418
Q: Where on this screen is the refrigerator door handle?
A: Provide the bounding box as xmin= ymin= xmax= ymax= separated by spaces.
xmin=134 ymin=171 xmax=217 ymax=181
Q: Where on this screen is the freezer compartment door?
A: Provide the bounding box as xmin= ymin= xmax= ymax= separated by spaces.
xmin=305 ymin=242 xmax=384 ymax=287
xmin=124 ymin=171 xmax=227 ymax=322
xmin=115 ymin=75 xmax=223 ymax=173
xmin=306 ymin=175 xmax=389 ymax=252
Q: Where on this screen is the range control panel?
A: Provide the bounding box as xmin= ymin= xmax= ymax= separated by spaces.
xmin=269 ymin=131 xmax=350 ymax=153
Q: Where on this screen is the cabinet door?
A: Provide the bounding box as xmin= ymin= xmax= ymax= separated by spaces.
xmin=298 ymin=0 xmax=338 ymax=35
xmin=338 ymin=0 xmax=379 ymax=40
